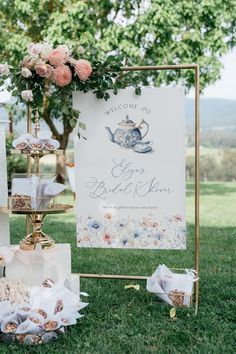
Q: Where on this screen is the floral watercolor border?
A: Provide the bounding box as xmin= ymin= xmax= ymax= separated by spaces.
xmin=77 ymin=213 xmax=186 ymax=249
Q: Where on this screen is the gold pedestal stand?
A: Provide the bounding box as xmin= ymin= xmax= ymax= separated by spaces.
xmin=20 ymin=214 xmax=54 ymax=250
xmin=7 ymin=111 xmax=73 ymax=250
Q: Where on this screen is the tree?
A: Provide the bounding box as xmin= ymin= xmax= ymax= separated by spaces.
xmin=221 ymin=149 xmax=236 ymax=181
xmin=0 ymin=0 xmax=235 ymax=180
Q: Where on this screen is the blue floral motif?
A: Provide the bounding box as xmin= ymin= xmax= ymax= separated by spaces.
xmin=133 ymin=230 xmax=142 ymax=238
xmin=115 ymin=220 xmax=127 ymax=230
xmin=87 ymin=219 xmax=103 ymax=233
xmin=154 ymin=232 xmax=163 ymax=240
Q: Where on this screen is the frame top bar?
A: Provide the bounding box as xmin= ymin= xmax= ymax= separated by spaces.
xmin=121 ymin=64 xmax=199 ymax=71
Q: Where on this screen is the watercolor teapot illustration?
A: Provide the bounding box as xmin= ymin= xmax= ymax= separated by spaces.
xmin=105 ymin=115 xmax=149 ymax=148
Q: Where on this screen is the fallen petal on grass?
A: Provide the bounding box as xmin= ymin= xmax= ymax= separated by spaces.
xmin=124 ymin=285 xmax=140 ymax=291
xmin=169 ymin=307 xmax=176 ymax=319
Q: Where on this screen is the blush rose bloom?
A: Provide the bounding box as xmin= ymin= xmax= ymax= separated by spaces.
xmin=28 ymin=43 xmax=42 ymax=56
xmin=21 ymin=90 xmax=33 ymax=102
xmin=35 ymin=63 xmax=54 ymax=78
xmin=53 ymin=64 xmax=72 ymax=87
xmin=48 ymin=47 xmax=67 ymax=67
xmin=21 ymin=67 xmax=32 ymax=78
xmin=45 ymin=64 xmax=54 ymax=78
xmin=75 ymin=59 xmax=92 ymax=81
xmin=0 ymin=63 xmax=10 ymax=76
xmin=57 ymin=44 xmax=71 ymax=55
xmin=35 ymin=63 xmax=48 ymax=77
xmin=40 ymin=43 xmax=53 ymax=61
xmin=77 ymin=45 xmax=85 ymax=54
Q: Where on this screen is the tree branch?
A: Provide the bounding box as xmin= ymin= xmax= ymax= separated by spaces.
xmin=42 ymin=95 xmax=60 ymax=140
xmin=43 ymin=111 xmax=60 ymax=140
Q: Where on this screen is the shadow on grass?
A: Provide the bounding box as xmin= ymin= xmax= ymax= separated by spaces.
xmin=187 ymin=182 xmax=236 ymax=197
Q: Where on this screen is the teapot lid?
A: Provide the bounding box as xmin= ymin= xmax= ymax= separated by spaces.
xmin=118 ymin=115 xmax=135 ymax=127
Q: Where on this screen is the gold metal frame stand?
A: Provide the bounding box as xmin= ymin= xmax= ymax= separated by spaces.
xmin=26 ymin=104 xmax=32 ymax=236
xmin=77 ymin=65 xmax=200 ymax=313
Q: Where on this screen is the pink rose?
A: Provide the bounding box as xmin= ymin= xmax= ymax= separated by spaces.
xmin=35 ymin=63 xmax=48 ymax=77
xmin=75 ymin=59 xmax=92 ymax=81
xmin=28 ymin=43 xmax=42 ymax=56
xmin=45 ymin=64 xmax=54 ymax=78
xmin=48 ymin=47 xmax=67 ymax=67
xmin=35 ymin=63 xmax=54 ymax=78
xmin=53 ymin=64 xmax=72 ymax=87
xmin=21 ymin=90 xmax=33 ymax=102
xmin=0 ymin=63 xmax=10 ymax=76
xmin=40 ymin=43 xmax=53 ymax=61
xmin=77 ymin=45 xmax=85 ymax=54
xmin=21 ymin=67 xmax=32 ymax=78
xmin=57 ymin=44 xmax=71 ymax=55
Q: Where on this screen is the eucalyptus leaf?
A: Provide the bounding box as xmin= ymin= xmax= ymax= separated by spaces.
xmin=70 ymin=118 xmax=77 ymax=128
xmin=79 ymin=121 xmax=86 ymax=130
xmin=62 ymin=105 xmax=69 ymax=114
xmin=11 ymin=89 xmax=18 ymax=96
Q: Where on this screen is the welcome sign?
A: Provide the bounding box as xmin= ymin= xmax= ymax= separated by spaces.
xmin=73 ymin=87 xmax=186 ymax=249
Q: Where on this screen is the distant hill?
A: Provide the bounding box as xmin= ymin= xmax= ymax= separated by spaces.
xmin=1 ymin=98 xmax=236 ymax=134
xmin=186 ymin=98 xmax=236 ymax=131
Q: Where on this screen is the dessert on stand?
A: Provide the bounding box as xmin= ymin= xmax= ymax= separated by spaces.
xmin=0 ymin=111 xmax=87 ymax=345
xmin=8 ymin=111 xmax=73 ymax=250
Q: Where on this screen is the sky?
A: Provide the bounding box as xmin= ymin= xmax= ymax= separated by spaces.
xmin=189 ymin=48 xmax=236 ymax=100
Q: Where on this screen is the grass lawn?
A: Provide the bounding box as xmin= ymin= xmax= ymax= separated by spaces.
xmin=0 ymin=182 xmax=235 ymax=353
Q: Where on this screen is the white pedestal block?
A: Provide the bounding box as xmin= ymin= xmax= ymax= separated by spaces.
xmin=64 ymin=273 xmax=80 ymax=297
xmin=5 ymin=244 xmax=71 ymax=287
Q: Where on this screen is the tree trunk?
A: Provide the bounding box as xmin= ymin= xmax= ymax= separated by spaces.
xmin=56 ymin=153 xmax=66 ymax=184
xmin=42 ymin=95 xmax=73 ymax=184
xmin=56 ymin=132 xmax=70 ymax=184
xmin=9 ymin=111 xmax=13 ymax=134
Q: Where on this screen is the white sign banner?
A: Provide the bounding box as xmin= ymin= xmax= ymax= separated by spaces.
xmin=0 ymin=122 xmax=10 ymax=246
xmin=73 ymin=87 xmax=186 ymax=249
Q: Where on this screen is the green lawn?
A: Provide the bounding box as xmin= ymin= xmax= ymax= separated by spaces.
xmin=0 ymin=182 xmax=235 ymax=354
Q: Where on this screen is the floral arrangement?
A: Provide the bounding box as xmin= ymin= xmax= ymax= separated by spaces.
xmin=0 ymin=42 xmax=124 ymax=128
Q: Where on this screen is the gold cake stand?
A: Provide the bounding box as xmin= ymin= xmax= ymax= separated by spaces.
xmin=8 ymin=112 xmax=73 ymax=250
xmin=0 ymin=204 xmax=73 ymax=250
